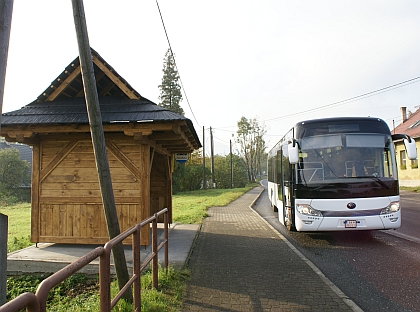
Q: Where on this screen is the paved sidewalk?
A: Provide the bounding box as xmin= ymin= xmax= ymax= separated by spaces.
xmin=183 ymin=186 xmax=360 ymax=311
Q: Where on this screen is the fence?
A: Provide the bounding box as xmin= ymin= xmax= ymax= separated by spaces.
xmin=0 ymin=208 xmax=169 ymax=312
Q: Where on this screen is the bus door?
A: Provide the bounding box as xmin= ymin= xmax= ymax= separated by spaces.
xmin=282 ymin=143 xmax=294 ymax=230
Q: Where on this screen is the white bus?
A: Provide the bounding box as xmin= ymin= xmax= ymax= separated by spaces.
xmin=267 ymin=117 xmax=417 ymax=231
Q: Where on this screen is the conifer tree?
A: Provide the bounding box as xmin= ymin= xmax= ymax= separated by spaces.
xmin=158 ymin=48 xmax=184 ymax=116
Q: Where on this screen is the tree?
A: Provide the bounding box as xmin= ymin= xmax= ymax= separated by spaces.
xmin=213 ymin=154 xmax=248 ymax=189
xmin=172 ymin=150 xmax=210 ymax=193
xmin=158 ymin=48 xmax=184 ymax=116
xmin=236 ymin=117 xmax=267 ymax=183
xmin=0 ymin=148 xmax=30 ymax=190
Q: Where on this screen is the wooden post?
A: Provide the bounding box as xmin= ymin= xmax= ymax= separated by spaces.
xmin=230 ymin=139 xmax=233 ymax=188
xmin=0 ymin=0 xmax=13 ymax=124
xmin=0 ymin=1 xmax=14 ymax=305
xmin=202 ymin=126 xmax=206 ymax=190
xmin=71 ymin=0 xmax=131 ymax=301
xmin=210 ymin=127 xmax=215 ymax=188
xmin=0 ymin=214 xmax=7 ymax=305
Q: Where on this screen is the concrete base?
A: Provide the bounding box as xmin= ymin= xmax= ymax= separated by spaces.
xmin=7 ymin=223 xmax=199 ymax=276
xmin=399 ymin=180 xmax=420 ymax=187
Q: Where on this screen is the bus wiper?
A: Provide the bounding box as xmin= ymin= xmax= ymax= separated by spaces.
xmin=309 ymin=183 xmax=335 ymax=191
xmin=354 ymin=175 xmax=390 ymax=189
xmin=370 ymin=176 xmax=390 ymax=189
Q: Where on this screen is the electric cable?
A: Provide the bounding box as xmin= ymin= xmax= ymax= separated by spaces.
xmin=155 ymin=0 xmax=200 ymax=126
xmin=264 ymin=76 xmax=420 ymax=122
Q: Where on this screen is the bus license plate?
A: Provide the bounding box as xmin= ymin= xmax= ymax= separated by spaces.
xmin=345 ymin=220 xmax=357 ymax=228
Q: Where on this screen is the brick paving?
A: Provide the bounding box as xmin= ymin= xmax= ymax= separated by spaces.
xmin=182 ymin=187 xmax=356 ymax=311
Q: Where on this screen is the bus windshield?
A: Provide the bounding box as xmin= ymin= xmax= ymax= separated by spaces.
xmin=297 ymin=133 xmax=395 ymax=183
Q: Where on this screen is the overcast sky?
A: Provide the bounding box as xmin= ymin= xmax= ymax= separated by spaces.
xmin=3 ymin=1 xmax=420 ymax=155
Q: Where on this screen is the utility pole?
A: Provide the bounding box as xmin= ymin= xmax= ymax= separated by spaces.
xmin=0 ymin=0 xmax=13 ymax=305
xmin=210 ymin=126 xmax=215 ymax=188
xmin=230 ymin=139 xmax=233 ymax=188
xmin=71 ymin=0 xmax=131 ymax=302
xmin=202 ymin=126 xmax=206 ymax=190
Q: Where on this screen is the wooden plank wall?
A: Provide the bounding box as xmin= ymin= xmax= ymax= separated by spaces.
xmin=31 ymin=137 xmax=152 ymax=245
xmin=150 ymin=153 xmax=172 ymax=223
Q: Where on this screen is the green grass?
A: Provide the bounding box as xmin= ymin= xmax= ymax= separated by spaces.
xmin=400 ymin=186 xmax=420 ymax=192
xmin=2 ymin=186 xmax=256 ymax=311
xmin=172 ymin=186 xmax=255 ymax=224
xmin=0 ymin=202 xmax=32 ymax=252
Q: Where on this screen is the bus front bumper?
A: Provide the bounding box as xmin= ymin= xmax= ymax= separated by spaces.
xmin=295 ymin=212 xmax=401 ymax=231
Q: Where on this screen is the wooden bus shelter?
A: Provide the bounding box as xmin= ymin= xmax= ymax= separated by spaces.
xmin=1 ymin=49 xmax=201 ymax=246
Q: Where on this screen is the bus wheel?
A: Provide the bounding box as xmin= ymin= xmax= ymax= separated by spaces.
xmin=273 ymin=205 xmax=278 ymax=212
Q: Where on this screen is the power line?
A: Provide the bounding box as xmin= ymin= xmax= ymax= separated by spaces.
xmin=155 ymin=0 xmax=200 ymax=126
xmin=264 ymin=76 xmax=420 ymax=122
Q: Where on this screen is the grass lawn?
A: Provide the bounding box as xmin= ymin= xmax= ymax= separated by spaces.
xmin=400 ymin=186 xmax=420 ymax=192
xmin=1 ymin=203 xmax=32 ymax=253
xmin=172 ymin=186 xmax=255 ymax=224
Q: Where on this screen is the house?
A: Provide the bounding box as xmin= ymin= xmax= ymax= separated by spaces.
xmin=1 ymin=48 xmax=201 ymax=245
xmin=392 ymin=107 xmax=420 ymax=186
xmin=0 ymin=137 xmax=32 ymax=170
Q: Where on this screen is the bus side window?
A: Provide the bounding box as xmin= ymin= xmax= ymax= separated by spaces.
xmin=277 ymin=150 xmax=282 ymax=198
xmin=282 ymin=144 xmax=291 ymax=183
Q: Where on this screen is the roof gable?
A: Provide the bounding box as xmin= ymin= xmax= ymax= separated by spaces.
xmin=37 ymin=48 xmax=143 ymax=102
xmin=393 ymin=108 xmax=420 ymax=138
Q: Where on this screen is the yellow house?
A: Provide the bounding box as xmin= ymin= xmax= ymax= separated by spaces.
xmin=393 ymin=107 xmax=420 ymax=186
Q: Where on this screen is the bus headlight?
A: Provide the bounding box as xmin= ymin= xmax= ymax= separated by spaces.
xmin=296 ymin=204 xmax=323 ymax=217
xmin=380 ymin=202 xmax=400 ymax=215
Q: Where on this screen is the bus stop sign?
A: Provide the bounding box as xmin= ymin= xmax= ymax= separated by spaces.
xmin=175 ymin=153 xmax=189 ymax=163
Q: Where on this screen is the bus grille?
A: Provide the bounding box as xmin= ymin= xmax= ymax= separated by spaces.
xmin=322 ymin=209 xmax=382 ymax=217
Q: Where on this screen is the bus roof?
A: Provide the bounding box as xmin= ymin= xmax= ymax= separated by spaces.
xmin=294 ymin=117 xmax=391 ymax=138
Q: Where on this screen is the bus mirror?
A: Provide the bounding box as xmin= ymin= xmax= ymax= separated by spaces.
xmin=404 ymin=138 xmax=417 ymax=160
xmin=288 ymin=142 xmax=299 ymax=164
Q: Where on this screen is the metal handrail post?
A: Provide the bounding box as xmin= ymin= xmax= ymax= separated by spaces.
xmin=133 ymin=224 xmax=141 ymax=311
xmin=164 ymin=212 xmax=169 ymax=269
xmin=100 ymin=244 xmax=112 ymax=311
xmin=152 ymin=215 xmax=158 ymax=289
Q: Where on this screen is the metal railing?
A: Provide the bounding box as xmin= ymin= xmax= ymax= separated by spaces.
xmin=0 ymin=208 xmax=169 ymax=312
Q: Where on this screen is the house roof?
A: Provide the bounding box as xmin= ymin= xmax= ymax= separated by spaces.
xmin=2 ymin=96 xmax=192 ymax=125
xmin=393 ymin=108 xmax=420 ymax=139
xmin=1 ymin=49 xmax=201 ymax=154
xmin=0 ymin=139 xmax=32 ymax=166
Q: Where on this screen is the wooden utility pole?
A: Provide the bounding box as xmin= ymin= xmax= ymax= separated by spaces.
xmin=230 ymin=139 xmax=233 ymax=188
xmin=210 ymin=126 xmax=215 ymax=188
xmin=0 ymin=0 xmax=13 ymax=305
xmin=71 ymin=0 xmax=131 ymax=301
xmin=202 ymin=126 xmax=206 ymax=189
xmin=0 ymin=0 xmax=13 ymax=129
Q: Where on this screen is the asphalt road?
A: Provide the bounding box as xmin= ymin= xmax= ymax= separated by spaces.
xmin=253 ymin=182 xmax=420 ymax=312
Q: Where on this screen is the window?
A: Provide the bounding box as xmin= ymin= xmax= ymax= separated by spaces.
xmin=400 ymin=150 xmax=407 ymax=169
xmin=411 ymin=149 xmax=418 ymax=169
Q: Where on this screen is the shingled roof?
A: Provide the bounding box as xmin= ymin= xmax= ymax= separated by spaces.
xmin=1 ymin=48 xmax=201 ymax=153
xmin=2 ymin=96 xmax=196 ymax=126
xmin=393 ymin=108 xmax=420 ymax=139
